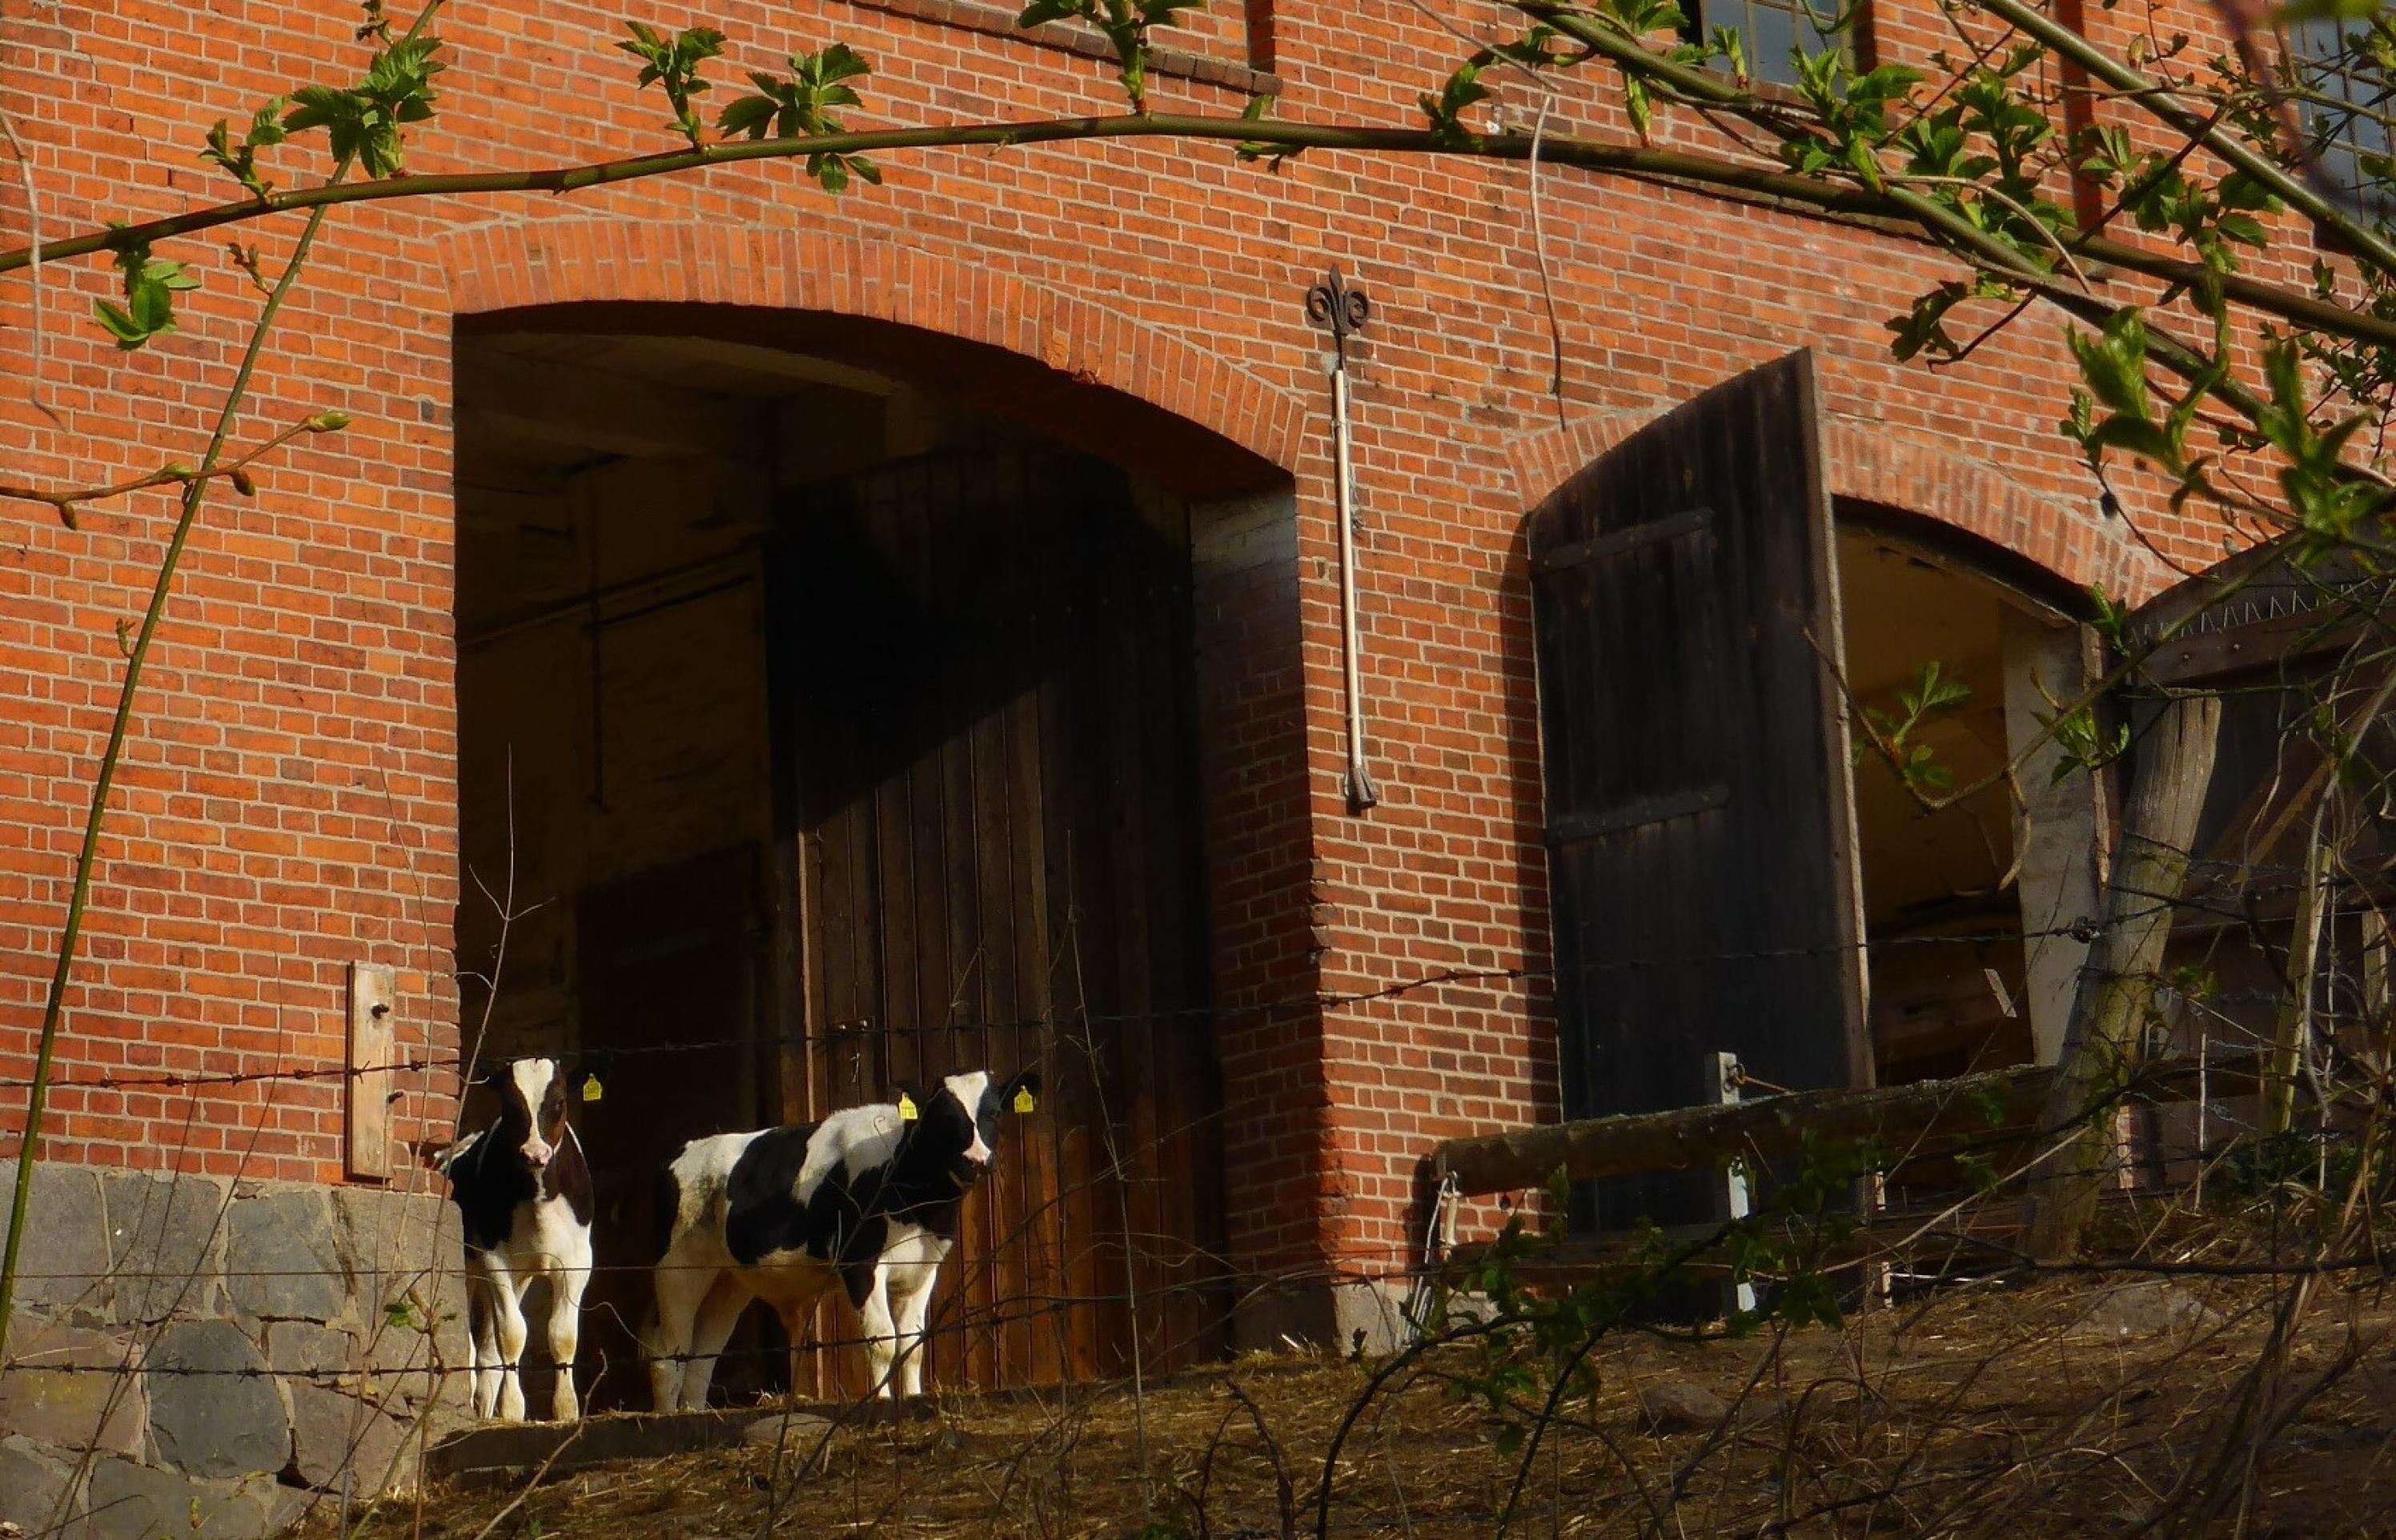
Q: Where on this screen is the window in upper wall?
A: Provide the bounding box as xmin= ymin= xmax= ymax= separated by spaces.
xmin=1699 ymin=0 xmax=1844 ymax=89
xmin=2285 ymin=18 xmax=2394 ymax=195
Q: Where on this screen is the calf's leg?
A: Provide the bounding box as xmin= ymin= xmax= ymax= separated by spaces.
xmin=466 ymin=1267 xmax=501 ymax=1419
xmin=643 ymin=1251 xmax=712 ymax=1414
xmin=857 ymin=1267 xmax=900 ymax=1401
xmin=547 ymin=1251 xmax=590 ymax=1422
xmin=492 ymin=1269 xmax=533 ymax=1422
xmin=680 ymin=1273 xmax=749 ymax=1412
xmin=883 ymin=1239 xmax=948 ymax=1400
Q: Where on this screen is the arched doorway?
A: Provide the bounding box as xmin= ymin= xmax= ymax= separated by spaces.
xmin=448 ymin=307 xmax=1286 ymax=1402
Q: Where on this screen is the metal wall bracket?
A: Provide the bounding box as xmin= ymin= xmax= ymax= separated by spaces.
xmin=1306 ymin=266 xmax=1380 ymax=812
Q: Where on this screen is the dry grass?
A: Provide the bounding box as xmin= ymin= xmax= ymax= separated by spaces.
xmin=332 ymin=1271 xmax=2396 ymax=1540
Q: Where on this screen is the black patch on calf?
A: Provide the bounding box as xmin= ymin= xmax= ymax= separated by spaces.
xmin=445 ymin=1130 xmax=536 ymax=1253
xmin=450 ymin=1130 xmax=539 ymax=1254
xmin=723 ymin=1122 xmax=825 ymax=1266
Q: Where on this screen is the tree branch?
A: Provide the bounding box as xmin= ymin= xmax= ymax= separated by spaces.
xmin=0 ymin=412 xmax=340 ymax=528
xmin=0 ymin=114 xmax=2388 ymax=359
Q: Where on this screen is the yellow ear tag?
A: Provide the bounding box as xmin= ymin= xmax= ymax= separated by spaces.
xmin=1013 ymin=1087 xmax=1037 ymax=1114
xmin=897 ymin=1093 xmax=919 ymax=1122
xmin=580 ymin=1075 xmax=603 ymax=1103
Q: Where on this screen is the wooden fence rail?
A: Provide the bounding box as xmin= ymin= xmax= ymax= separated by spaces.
xmin=1430 ymin=1053 xmax=2262 ymax=1198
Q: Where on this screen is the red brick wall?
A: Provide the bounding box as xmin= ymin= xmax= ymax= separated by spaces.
xmin=0 ymin=0 xmax=2292 ymax=1277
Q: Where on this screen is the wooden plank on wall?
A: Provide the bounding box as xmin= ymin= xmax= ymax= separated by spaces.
xmin=346 ymin=962 xmax=398 ymax=1181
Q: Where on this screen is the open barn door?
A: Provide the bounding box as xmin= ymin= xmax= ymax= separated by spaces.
xmin=1529 ymin=350 xmax=1871 ymax=1229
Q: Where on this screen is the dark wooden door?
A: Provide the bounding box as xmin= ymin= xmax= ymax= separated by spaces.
xmin=1528 ymin=351 xmax=1869 ymax=1229
xmin=576 ymin=845 xmax=772 ymax=1408
xmin=767 ymin=447 xmax=1226 ymax=1394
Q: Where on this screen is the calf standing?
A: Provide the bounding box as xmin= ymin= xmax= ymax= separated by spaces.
xmin=437 ymin=1057 xmax=596 ymax=1422
xmin=643 ymin=1068 xmax=1039 ymax=1411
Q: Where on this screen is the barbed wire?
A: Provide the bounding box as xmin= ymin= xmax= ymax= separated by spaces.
xmin=0 ymin=905 xmax=2205 ymax=1099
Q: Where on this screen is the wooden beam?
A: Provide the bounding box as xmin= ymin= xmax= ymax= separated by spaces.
xmin=2021 ymin=692 xmax=2221 ymax=1261
xmin=1435 ymin=1065 xmax=2045 ymax=1197
xmin=345 ymin=963 xmax=397 ymax=1181
xmin=1431 ymin=1051 xmax=2262 ymax=1198
xmin=456 ymin=351 xmax=772 ymax=461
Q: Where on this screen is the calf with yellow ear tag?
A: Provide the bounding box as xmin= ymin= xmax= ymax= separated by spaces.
xmin=644 ymin=1064 xmax=1046 ymax=1410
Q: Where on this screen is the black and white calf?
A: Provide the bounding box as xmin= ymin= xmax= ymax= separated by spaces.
xmin=436 ymin=1057 xmax=596 ymax=1422
xmin=643 ymin=1068 xmax=1040 ymax=1411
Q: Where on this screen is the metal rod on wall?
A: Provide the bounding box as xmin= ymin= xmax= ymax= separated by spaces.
xmin=1308 ymin=265 xmax=1379 ymax=811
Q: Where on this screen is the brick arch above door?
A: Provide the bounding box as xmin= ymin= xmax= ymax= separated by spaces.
xmin=1503 ymin=405 xmax=2157 ymax=601
xmin=436 ymin=219 xmax=1306 ymax=482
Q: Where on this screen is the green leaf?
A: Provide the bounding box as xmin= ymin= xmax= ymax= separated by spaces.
xmin=283 ymin=32 xmax=444 ymax=175
xmin=92 ymin=299 xmax=151 ymax=350
xmin=620 ymin=22 xmax=727 ymax=146
xmin=716 ymin=94 xmax=781 ymax=139
xmin=1420 ymin=56 xmax=1491 ymax=148
xmin=2085 ymin=415 xmax=2178 ymax=465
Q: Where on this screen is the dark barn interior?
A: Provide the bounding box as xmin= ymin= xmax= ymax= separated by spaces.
xmin=451 ymin=313 xmax=1236 ymax=1407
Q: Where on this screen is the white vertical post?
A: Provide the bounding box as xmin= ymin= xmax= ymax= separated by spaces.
xmin=1704 ymin=1052 xmax=1756 ymax=1316
xmin=1869 ymin=1170 xmax=1892 ymax=1309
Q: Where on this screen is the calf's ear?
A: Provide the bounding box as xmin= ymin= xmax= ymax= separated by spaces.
xmin=567 ymin=1067 xmax=603 ymax=1104
xmin=889 ymin=1082 xmax=930 ymax=1123
xmin=1001 ymin=1068 xmax=1043 ymax=1114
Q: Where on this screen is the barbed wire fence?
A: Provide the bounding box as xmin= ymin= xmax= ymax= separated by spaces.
xmin=8 ymin=584 xmax=2396 ymax=1539
xmin=5 ymin=855 xmax=2386 ymax=1540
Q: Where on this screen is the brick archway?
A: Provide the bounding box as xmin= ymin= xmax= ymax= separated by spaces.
xmin=1503 ymin=406 xmax=2149 ymax=597
xmin=437 ymin=219 xmax=1305 ymax=475
xmin=439 ymin=215 xmax=1332 ymax=1373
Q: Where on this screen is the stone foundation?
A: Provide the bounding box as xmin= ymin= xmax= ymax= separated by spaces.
xmin=0 ymin=1161 xmax=472 ymax=1540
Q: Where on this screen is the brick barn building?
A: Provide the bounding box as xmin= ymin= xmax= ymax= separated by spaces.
xmin=0 ymin=0 xmax=2315 ymax=1523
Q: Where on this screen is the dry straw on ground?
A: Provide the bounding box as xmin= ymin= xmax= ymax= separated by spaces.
xmin=330 ymin=1268 xmax=2396 ymax=1540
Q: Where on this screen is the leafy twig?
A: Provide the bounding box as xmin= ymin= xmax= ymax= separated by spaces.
xmin=0 ymin=411 xmax=350 ymax=529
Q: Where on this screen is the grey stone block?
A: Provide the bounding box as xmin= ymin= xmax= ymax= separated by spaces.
xmin=0 ymin=1321 xmax=147 ymax=1458
xmin=0 ymin=1161 xmax=114 ymax=1316
xmin=2069 ymin=1281 xmax=2223 ymax=1341
xmin=287 ymin=1384 xmax=411 ymax=1494
xmin=330 ymin=1189 xmax=456 ymax=1301
xmin=1638 ymin=1381 xmax=1729 ymax=1434
xmin=263 ymin=1321 xmax=355 ymax=1382
xmin=337 ymin=1189 xmax=469 ymax=1414
xmin=226 ymin=1192 xmax=347 ymax=1325
xmin=249 ymin=1482 xmax=313 ymax=1536
xmin=82 ymin=1461 xmax=297 ymax=1540
xmin=0 ymin=1434 xmax=83 ymax=1534
xmin=146 ymin=1322 xmax=287 ymax=1480
xmin=102 ymin=1173 xmax=228 ymax=1325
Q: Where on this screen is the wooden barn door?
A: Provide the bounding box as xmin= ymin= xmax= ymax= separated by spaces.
xmin=1528 ymin=351 xmax=1871 ymax=1230
xmin=767 ymin=447 xmax=1226 ymax=1395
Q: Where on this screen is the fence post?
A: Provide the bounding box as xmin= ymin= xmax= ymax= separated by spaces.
xmin=1704 ymin=1052 xmax=1757 ymax=1317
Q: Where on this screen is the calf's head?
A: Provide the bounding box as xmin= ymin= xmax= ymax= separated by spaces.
xmin=894 ymin=1068 xmax=1042 ymax=1190
xmin=480 ymin=1057 xmax=596 ymax=1170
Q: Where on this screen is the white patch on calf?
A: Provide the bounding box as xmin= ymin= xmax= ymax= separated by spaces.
xmin=508 ymin=1058 xmax=558 ymax=1167
xmin=941 ymin=1071 xmax=993 ymax=1163
xmin=817 ymin=1103 xmax=905 ymax=1187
